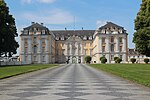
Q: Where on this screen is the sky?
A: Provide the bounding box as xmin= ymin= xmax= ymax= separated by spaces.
xmin=5 ymin=0 xmax=142 ymax=55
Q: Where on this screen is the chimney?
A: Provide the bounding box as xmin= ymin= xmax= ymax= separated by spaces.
xmin=41 ymin=23 xmax=44 ymax=26
xmin=82 ymin=27 xmax=84 ymax=30
xmin=32 ymin=22 xmax=35 ymax=25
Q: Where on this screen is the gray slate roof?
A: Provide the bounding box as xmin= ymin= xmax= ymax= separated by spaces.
xmin=128 ymin=49 xmax=140 ymax=55
xmin=99 ymin=22 xmax=123 ymax=29
xmin=24 ymin=23 xmax=49 ymax=30
xmin=52 ymin=30 xmax=95 ymax=40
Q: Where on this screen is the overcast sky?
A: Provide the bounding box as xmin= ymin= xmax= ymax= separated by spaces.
xmin=5 ymin=0 xmax=141 ymax=55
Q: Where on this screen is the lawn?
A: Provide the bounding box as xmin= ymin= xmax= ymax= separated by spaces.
xmin=90 ymin=64 xmax=150 ymax=87
xmin=0 ymin=64 xmax=58 ymax=79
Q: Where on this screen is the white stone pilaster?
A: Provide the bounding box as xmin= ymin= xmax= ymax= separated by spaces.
xmin=28 ymin=38 xmax=32 ymax=63
xmin=45 ymin=38 xmax=49 ymax=63
xmin=99 ymin=37 xmax=102 ymax=53
xmin=28 ymin=38 xmax=32 ymax=53
xmin=106 ymin=37 xmax=110 ymax=52
xmin=116 ymin=36 xmax=119 ymax=52
xmin=38 ymin=38 xmax=41 ymax=63
xmin=123 ymin=37 xmax=127 ymax=52
xmin=21 ymin=37 xmax=25 ymax=62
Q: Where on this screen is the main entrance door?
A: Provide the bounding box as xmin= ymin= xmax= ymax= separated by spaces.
xmin=72 ymin=56 xmax=77 ymax=63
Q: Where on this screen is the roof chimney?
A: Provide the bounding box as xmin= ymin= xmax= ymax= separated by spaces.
xmin=32 ymin=22 xmax=35 ymax=25
xmin=41 ymin=23 xmax=43 ymax=26
xmin=82 ymin=27 xmax=84 ymax=30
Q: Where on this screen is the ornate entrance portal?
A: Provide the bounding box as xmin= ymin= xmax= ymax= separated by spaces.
xmin=65 ymin=35 xmax=83 ymax=64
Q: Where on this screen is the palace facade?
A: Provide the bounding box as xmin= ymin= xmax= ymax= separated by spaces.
xmin=20 ymin=22 xmax=128 ymax=64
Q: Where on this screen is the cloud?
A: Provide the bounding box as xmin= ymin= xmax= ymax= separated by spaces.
xmin=38 ymin=0 xmax=56 ymax=3
xmin=21 ymin=0 xmax=56 ymax=4
xmin=22 ymin=0 xmax=32 ymax=3
xmin=22 ymin=9 xmax=74 ymax=24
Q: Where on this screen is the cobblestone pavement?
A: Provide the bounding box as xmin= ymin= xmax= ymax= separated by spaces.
xmin=0 ymin=64 xmax=150 ymax=100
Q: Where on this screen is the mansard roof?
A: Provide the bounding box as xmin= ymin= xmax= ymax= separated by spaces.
xmin=128 ymin=49 xmax=141 ymax=55
xmin=24 ymin=22 xmax=49 ymax=31
xmin=52 ymin=30 xmax=95 ymax=40
xmin=99 ymin=22 xmax=123 ymax=29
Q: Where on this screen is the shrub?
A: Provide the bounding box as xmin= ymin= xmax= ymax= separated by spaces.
xmin=114 ymin=57 xmax=119 ymax=63
xmin=114 ymin=57 xmax=119 ymax=61
xmin=85 ymin=56 xmax=92 ymax=63
xmin=100 ymin=56 xmax=105 ymax=61
xmin=130 ymin=58 xmax=136 ymax=64
xmin=144 ymin=58 xmax=149 ymax=64
xmin=116 ymin=58 xmax=122 ymax=63
xmin=100 ymin=56 xmax=107 ymax=64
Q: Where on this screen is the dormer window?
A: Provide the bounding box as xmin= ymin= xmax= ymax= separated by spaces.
xmin=83 ymin=36 xmax=87 ymax=40
xmin=24 ymin=30 xmax=28 ymax=34
xmin=89 ymin=36 xmax=92 ymax=40
xmin=56 ymin=36 xmax=59 ymax=40
xmin=61 ymin=36 xmax=64 ymax=40
xmin=42 ymin=30 xmax=45 ymax=34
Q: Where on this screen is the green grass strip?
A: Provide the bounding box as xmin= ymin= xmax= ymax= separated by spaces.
xmin=90 ymin=64 xmax=150 ymax=87
xmin=0 ymin=64 xmax=58 ymax=79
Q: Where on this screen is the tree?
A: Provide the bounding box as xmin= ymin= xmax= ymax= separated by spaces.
xmin=144 ymin=58 xmax=149 ymax=64
xmin=85 ymin=56 xmax=92 ymax=63
xmin=133 ymin=0 xmax=150 ymax=57
xmin=0 ymin=0 xmax=19 ymax=57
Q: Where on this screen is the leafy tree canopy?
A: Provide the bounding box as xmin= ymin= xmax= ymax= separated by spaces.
xmin=133 ymin=0 xmax=150 ymax=57
xmin=0 ymin=0 xmax=19 ymax=57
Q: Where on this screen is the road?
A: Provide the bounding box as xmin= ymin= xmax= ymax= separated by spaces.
xmin=0 ymin=64 xmax=150 ymax=100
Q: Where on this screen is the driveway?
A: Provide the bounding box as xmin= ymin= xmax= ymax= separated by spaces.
xmin=0 ymin=64 xmax=150 ymax=100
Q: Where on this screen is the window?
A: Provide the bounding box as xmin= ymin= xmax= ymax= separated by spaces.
xmin=110 ymin=36 xmax=114 ymax=43
xmin=111 ymin=55 xmax=114 ymax=61
xmin=120 ymin=55 xmax=122 ymax=60
xmin=42 ymin=56 xmax=45 ymax=62
xmin=25 ymin=47 xmax=28 ymax=53
xmin=34 ymin=56 xmax=36 ymax=62
xmin=25 ymin=56 xmax=27 ymax=61
xmin=33 ymin=46 xmax=37 ymax=54
xmin=42 ymin=30 xmax=45 ymax=34
xmin=119 ymin=46 xmax=122 ymax=52
xmin=34 ymin=37 xmax=36 ymax=44
xmin=42 ymin=47 xmax=45 ymax=53
xmin=119 ymin=37 xmax=122 ymax=43
xmin=111 ymin=44 xmax=114 ymax=52
xmin=102 ymin=37 xmax=105 ymax=43
xmin=102 ymin=46 xmax=105 ymax=52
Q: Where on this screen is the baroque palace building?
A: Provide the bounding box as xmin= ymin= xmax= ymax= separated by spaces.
xmin=20 ymin=22 xmax=128 ymax=64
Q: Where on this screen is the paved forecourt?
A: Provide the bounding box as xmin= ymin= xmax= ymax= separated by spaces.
xmin=0 ymin=64 xmax=150 ymax=100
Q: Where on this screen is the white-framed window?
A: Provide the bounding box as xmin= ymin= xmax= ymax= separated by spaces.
xmin=42 ymin=47 xmax=45 ymax=53
xmin=102 ymin=46 xmax=105 ymax=52
xmin=120 ymin=55 xmax=122 ymax=60
xmin=111 ymin=55 xmax=114 ymax=61
xmin=119 ymin=37 xmax=122 ymax=43
xmin=33 ymin=46 xmax=37 ymax=54
xmin=119 ymin=46 xmax=122 ymax=52
xmin=34 ymin=56 xmax=36 ymax=62
xmin=25 ymin=56 xmax=27 ymax=61
xmin=102 ymin=37 xmax=105 ymax=43
xmin=111 ymin=44 xmax=114 ymax=52
xmin=34 ymin=37 xmax=36 ymax=44
xmin=42 ymin=56 xmax=45 ymax=62
xmin=110 ymin=36 xmax=114 ymax=43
